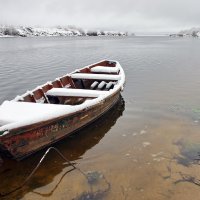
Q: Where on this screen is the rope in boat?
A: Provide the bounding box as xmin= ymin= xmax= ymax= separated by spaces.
xmin=0 ymin=147 xmax=88 ymax=197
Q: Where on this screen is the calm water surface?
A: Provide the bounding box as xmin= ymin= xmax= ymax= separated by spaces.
xmin=1 ymin=36 xmax=200 ymax=199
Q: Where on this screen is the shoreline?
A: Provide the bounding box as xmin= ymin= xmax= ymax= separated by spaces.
xmin=0 ymin=35 xmax=128 ymax=38
xmin=0 ymin=26 xmax=129 ymax=38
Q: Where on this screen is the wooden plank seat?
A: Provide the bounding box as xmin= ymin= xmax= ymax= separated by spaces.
xmin=97 ymin=81 xmax=106 ymax=90
xmin=46 ymin=88 xmax=108 ymax=98
xmin=90 ymin=81 xmax=99 ymax=89
xmin=71 ymin=73 xmax=121 ymax=81
xmin=90 ymin=66 xmax=120 ymax=74
xmin=105 ymin=82 xmax=116 ymax=90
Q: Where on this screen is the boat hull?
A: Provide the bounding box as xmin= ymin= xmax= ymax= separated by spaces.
xmin=0 ymin=91 xmax=120 ymax=160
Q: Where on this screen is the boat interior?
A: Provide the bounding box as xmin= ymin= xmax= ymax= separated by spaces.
xmin=15 ymin=61 xmax=121 ymax=106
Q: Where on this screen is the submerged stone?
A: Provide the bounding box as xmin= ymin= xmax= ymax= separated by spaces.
xmin=86 ymin=171 xmax=103 ymax=185
xmin=174 ymin=139 xmax=200 ymax=166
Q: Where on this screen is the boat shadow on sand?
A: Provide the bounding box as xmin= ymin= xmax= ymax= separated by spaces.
xmin=0 ymin=95 xmax=125 ymax=200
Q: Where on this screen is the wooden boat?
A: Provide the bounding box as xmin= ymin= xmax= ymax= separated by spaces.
xmin=0 ymin=60 xmax=125 ymax=160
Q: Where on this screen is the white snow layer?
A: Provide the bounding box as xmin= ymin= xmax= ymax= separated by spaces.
xmin=91 ymin=66 xmax=120 ymax=73
xmin=46 ymin=88 xmax=108 ymax=97
xmin=71 ymin=73 xmax=121 ymax=80
xmin=0 ymin=101 xmax=71 ymax=124
xmin=90 ymin=81 xmax=99 ymax=89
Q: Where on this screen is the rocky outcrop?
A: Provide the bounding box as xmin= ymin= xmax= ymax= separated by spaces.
xmin=170 ymin=27 xmax=200 ymax=38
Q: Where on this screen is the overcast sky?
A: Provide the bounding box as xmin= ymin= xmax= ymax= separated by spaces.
xmin=0 ymin=0 xmax=199 ymax=34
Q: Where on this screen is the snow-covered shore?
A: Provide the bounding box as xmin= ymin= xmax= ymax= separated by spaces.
xmin=0 ymin=25 xmax=129 ymax=37
xmin=170 ymin=27 xmax=200 ymax=38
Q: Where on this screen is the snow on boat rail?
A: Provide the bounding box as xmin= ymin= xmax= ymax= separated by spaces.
xmin=46 ymin=88 xmax=109 ymax=97
xmin=90 ymin=66 xmax=120 ymax=73
xmin=71 ymin=73 xmax=121 ymax=80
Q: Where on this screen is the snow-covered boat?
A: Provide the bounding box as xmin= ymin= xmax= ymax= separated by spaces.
xmin=0 ymin=60 xmax=125 ymax=160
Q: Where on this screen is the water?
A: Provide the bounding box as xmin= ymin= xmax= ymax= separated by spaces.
xmin=1 ymin=36 xmax=200 ymax=199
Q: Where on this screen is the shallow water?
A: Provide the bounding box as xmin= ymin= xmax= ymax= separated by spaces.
xmin=1 ymin=36 xmax=200 ymax=199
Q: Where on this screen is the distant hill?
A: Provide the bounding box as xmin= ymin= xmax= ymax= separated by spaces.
xmin=0 ymin=25 xmax=129 ymax=37
xmin=170 ymin=27 xmax=200 ymax=37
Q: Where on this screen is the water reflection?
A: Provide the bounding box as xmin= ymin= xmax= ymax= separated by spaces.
xmin=0 ymin=96 xmax=125 ymax=200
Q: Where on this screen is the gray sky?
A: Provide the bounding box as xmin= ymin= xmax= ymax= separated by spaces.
xmin=0 ymin=0 xmax=199 ymax=33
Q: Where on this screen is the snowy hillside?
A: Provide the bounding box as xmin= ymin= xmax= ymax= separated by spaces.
xmin=0 ymin=25 xmax=129 ymax=37
xmin=170 ymin=27 xmax=200 ymax=37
